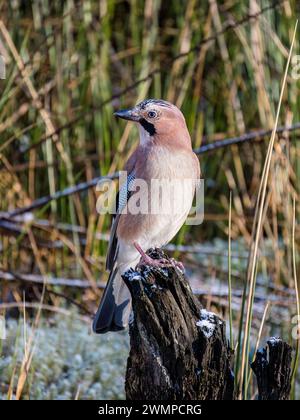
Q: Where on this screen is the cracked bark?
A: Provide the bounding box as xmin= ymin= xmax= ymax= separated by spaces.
xmin=123 ymin=249 xmax=293 ymax=400
xmin=251 ymin=338 xmax=293 ymax=400
xmin=123 ymin=249 xmax=234 ymax=400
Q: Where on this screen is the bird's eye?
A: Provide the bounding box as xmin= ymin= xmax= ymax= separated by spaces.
xmin=147 ymin=110 xmax=157 ymax=119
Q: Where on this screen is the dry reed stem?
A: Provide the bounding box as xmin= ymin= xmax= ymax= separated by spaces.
xmin=238 ymin=20 xmax=298 ymax=399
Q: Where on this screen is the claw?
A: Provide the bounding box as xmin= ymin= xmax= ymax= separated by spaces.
xmin=137 ymin=255 xmax=169 ymax=269
xmin=134 ymin=242 xmax=185 ymax=272
xmin=169 ymin=258 xmax=185 ymax=273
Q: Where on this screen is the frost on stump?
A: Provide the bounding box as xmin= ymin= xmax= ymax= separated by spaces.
xmin=122 ymin=248 xmax=234 ymax=400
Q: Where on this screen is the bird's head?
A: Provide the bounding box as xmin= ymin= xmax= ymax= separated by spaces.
xmin=114 ymin=99 xmax=190 ymax=147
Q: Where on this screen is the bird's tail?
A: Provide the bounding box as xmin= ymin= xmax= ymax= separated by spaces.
xmin=92 ymin=267 xmax=132 ymax=334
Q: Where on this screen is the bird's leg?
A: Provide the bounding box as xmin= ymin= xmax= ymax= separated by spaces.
xmin=133 ymin=242 xmax=170 ymax=268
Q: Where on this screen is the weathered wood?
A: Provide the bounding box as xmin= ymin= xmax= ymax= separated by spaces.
xmin=251 ymin=337 xmax=293 ymax=400
xmin=123 ymin=248 xmax=234 ymax=400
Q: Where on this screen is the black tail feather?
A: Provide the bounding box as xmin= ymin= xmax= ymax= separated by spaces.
xmin=92 ymin=268 xmax=131 ymax=334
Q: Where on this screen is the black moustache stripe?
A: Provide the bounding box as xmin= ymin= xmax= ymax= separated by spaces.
xmin=139 ymin=118 xmax=156 ymax=136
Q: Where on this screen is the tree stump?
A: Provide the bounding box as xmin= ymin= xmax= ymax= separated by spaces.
xmin=251 ymin=338 xmax=293 ymax=400
xmin=122 ymin=248 xmax=234 ymax=400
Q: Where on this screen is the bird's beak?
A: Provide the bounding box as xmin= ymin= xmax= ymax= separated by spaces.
xmin=114 ymin=108 xmax=140 ymax=122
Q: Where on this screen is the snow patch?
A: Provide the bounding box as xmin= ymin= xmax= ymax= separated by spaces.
xmin=196 ymin=309 xmax=216 ymax=339
xmin=129 ymin=273 xmax=142 ymax=281
xmin=268 ymin=336 xmax=281 ymax=347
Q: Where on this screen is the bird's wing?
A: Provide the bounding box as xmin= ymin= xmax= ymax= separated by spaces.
xmin=106 ymin=170 xmax=136 ymax=271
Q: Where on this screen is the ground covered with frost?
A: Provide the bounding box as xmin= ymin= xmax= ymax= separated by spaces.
xmin=0 ymin=313 xmax=129 ymax=400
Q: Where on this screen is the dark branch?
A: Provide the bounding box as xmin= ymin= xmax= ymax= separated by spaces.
xmin=0 ymin=269 xmax=106 ymax=289
xmin=2 ymin=121 xmax=300 ymax=221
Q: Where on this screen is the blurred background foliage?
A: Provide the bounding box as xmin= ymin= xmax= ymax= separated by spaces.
xmin=0 ymin=0 xmax=299 ymax=399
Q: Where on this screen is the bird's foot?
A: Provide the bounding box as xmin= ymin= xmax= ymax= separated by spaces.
xmin=134 ymin=242 xmax=185 ymax=273
xmin=138 ymin=256 xmax=170 ymax=269
xmin=169 ymin=258 xmax=185 ymax=274
xmin=134 ymin=242 xmax=169 ymax=268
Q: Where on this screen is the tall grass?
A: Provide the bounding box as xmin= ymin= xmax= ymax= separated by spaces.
xmin=228 ymin=190 xmax=233 ymax=350
xmin=237 ymin=19 xmax=298 ymax=399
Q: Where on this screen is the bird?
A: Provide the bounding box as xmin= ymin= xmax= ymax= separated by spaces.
xmin=93 ymin=99 xmax=200 ymax=334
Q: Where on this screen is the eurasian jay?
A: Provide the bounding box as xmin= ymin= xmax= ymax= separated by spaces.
xmin=93 ymin=99 xmax=200 ymax=334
